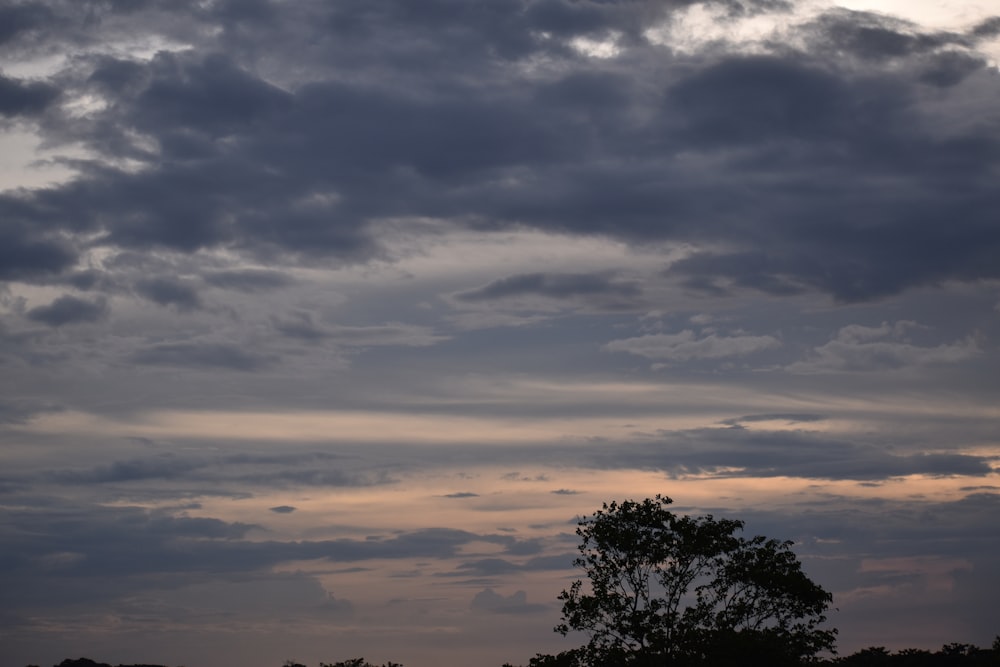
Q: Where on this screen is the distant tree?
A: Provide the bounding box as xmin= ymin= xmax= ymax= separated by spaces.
xmin=542 ymin=495 xmax=836 ymax=666
xmin=319 ymin=660 xmax=403 ymax=667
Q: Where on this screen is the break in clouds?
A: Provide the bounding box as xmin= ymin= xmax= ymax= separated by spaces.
xmin=1 ymin=1 xmax=999 ymax=666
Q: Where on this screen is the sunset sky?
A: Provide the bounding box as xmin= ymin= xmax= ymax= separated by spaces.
xmin=1 ymin=1 xmax=999 ymax=666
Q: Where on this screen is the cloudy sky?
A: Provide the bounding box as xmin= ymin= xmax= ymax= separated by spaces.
xmin=2 ymin=0 xmax=999 ymax=665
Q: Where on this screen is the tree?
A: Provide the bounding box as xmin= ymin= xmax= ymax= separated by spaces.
xmin=549 ymin=495 xmax=836 ymax=666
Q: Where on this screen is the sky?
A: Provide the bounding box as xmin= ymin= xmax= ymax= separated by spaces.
xmin=1 ymin=0 xmax=999 ymax=666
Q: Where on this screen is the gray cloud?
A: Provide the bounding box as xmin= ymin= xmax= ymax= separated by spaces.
xmin=456 ymin=272 xmax=641 ymax=304
xmin=0 ymin=2 xmax=993 ymax=301
xmin=50 ymin=455 xmax=204 ymax=484
xmin=26 ymin=294 xmax=108 ymax=326
xmin=598 ymin=428 xmax=997 ymax=481
xmin=720 ymin=413 xmax=827 ymax=425
xmin=808 ymin=10 xmax=970 ymax=62
xmin=130 ymin=342 xmax=272 ymax=371
xmin=134 ymin=277 xmax=202 ymax=310
xmin=790 ymin=322 xmax=980 ymax=373
xmin=203 ymin=269 xmax=296 ymax=291
xmin=272 ymin=312 xmax=328 ymax=341
xmin=971 ymin=16 xmax=1000 ymax=38
xmin=605 ymin=329 xmax=781 ymax=363
xmin=45 ymin=451 xmax=392 ymax=492
xmin=0 ymin=228 xmax=76 ymax=282
xmin=470 ymin=588 xmax=547 ymax=614
xmin=0 ymin=73 xmax=58 ymax=117
xmin=0 ymin=2 xmax=53 ymax=45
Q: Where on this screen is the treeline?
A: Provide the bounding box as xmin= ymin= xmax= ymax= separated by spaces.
xmin=26 ymin=659 xmax=405 ymax=667
xmin=816 ymin=641 xmax=1000 ymax=666
xmin=28 ymin=642 xmax=1000 ymax=667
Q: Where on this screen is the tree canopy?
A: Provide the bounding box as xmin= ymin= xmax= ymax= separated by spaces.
xmin=538 ymin=495 xmax=836 ymax=666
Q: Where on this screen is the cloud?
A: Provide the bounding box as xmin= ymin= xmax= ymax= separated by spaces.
xmin=443 ymin=492 xmax=479 ymax=498
xmin=455 ymin=272 xmax=641 ymax=304
xmin=807 ymin=10 xmax=972 ymax=62
xmin=460 ymin=559 xmax=521 ymax=577
xmin=604 ymin=330 xmax=781 ymax=363
xmin=971 ymin=16 xmax=1000 ymax=38
xmin=26 ymin=295 xmax=108 ymax=326
xmin=327 ymin=323 xmax=450 ymax=347
xmin=0 ymin=73 xmax=59 ymax=117
xmin=134 ymin=277 xmax=202 ymax=310
xmin=272 ymin=312 xmax=328 ymax=341
xmin=0 ymin=2 xmax=53 ymax=46
xmin=203 ymin=269 xmax=296 ymax=291
xmin=720 ymin=413 xmax=827 ymax=425
xmin=0 ymin=228 xmax=76 ymax=282
xmin=470 ymin=588 xmax=546 ymax=614
xmin=2 ymin=3 xmax=996 ymax=302
xmin=50 ymin=455 xmax=204 ymax=484
xmin=790 ymin=321 xmax=980 ymax=372
xmin=0 ymin=398 xmax=63 ymax=424
xmin=130 ymin=342 xmax=272 ymax=371
xmin=597 ymin=428 xmax=996 ymax=481
xmin=269 ymin=505 xmax=296 ymax=514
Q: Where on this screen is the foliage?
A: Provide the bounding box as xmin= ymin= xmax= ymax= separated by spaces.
xmin=814 ymin=639 xmax=1000 ymax=666
xmin=547 ymin=495 xmax=836 ymax=666
xmin=318 ymin=660 xmax=403 ymax=667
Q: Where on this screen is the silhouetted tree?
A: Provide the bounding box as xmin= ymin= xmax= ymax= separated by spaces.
xmin=318 ymin=660 xmax=403 ymax=667
xmin=542 ymin=495 xmax=836 ymax=666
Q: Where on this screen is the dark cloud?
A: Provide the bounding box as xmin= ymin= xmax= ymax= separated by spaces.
xmin=0 ymin=74 xmax=58 ymax=117
xmin=456 ymin=272 xmax=641 ymax=303
xmin=0 ymin=2 xmax=53 ymax=45
xmin=720 ymin=413 xmax=827 ymax=425
xmin=269 ymin=505 xmax=296 ymax=514
xmin=133 ymin=52 xmax=292 ymax=139
xmin=50 ymin=455 xmax=203 ymax=484
xmin=43 ymin=451 xmax=390 ymax=492
xmin=25 ymin=294 xmax=108 ymax=326
xmin=0 ymin=227 xmax=76 ymax=282
xmin=0 ymin=503 xmax=513 ymax=590
xmin=809 ymin=10 xmax=968 ymax=61
xmin=0 ymin=2 xmax=994 ymax=301
xmin=63 ymin=269 xmax=106 ymax=291
xmin=271 ymin=312 xmax=328 ymax=341
xmin=970 ymin=16 xmax=1000 ymax=38
xmin=203 ymin=268 xmax=295 ymax=291
xmin=918 ymin=51 xmax=985 ymax=87
xmin=587 ymin=428 xmax=996 ymax=481
xmin=459 ymin=558 xmax=521 ymax=576
xmin=130 ymin=342 xmax=271 ymax=371
xmin=668 ymin=56 xmax=849 ymax=147
xmin=0 ymin=398 xmax=63 ymax=424
xmin=444 ymin=492 xmax=479 ymax=498
xmin=134 ymin=277 xmax=201 ymax=310
xmin=470 ymin=588 xmax=547 ymax=614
